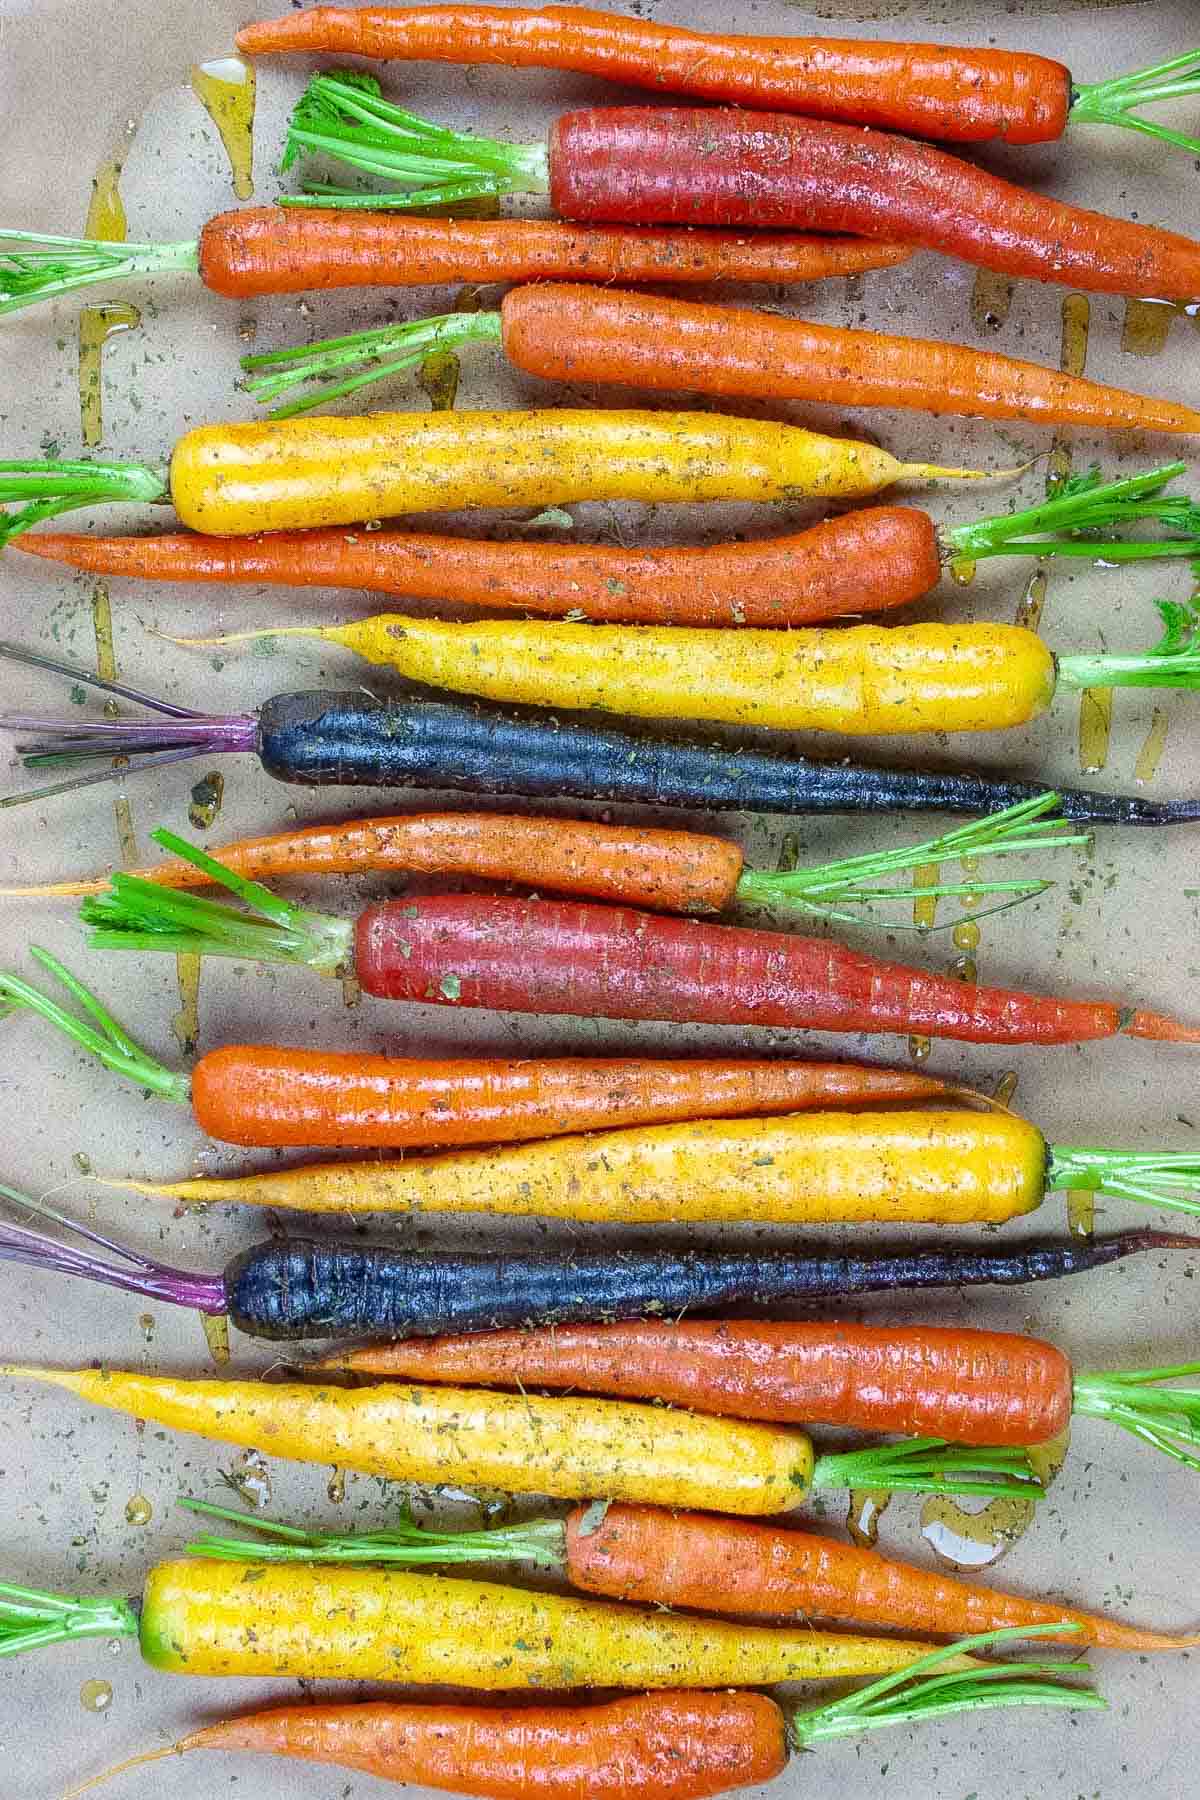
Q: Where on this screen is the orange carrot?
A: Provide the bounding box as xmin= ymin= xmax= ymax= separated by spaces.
xmin=567 ymin=1506 xmax=1200 ymax=1652
xmin=318 ymin=1319 xmax=1076 ymax=1446
xmin=14 ymin=505 xmax=940 ymax=625
xmin=0 ymin=811 xmax=747 ymax=911
xmin=499 ymin=284 xmax=1200 ymax=432
xmin=199 ymin=206 xmax=911 ymax=295
xmin=65 ymin=1692 xmax=789 ymax=1800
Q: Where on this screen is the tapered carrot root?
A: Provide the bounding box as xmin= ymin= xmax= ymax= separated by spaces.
xmin=171 ymin=1693 xmax=790 ymax=1799
xmin=313 ymin=1317 xmax=1071 ymax=1444
xmin=233 ymin=7 xmax=1072 ymax=147
xmin=502 ymin=285 xmax=1200 ymax=434
xmin=15 ymin=505 xmax=940 ymax=625
xmin=198 ymin=206 xmax=911 ymax=296
xmin=0 ymin=812 xmax=746 ymax=912
xmin=566 ymin=1505 xmax=1200 ymax=1652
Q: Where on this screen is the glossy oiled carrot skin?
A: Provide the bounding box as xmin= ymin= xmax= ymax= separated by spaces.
xmin=140 ymin=1109 xmax=1045 ymax=1224
xmin=17 ymin=812 xmax=744 ymax=911
xmin=139 ymin=1556 xmax=939 ymax=1685
xmin=197 ymin=205 xmax=910 ymax=296
xmin=501 ymin=284 xmax=1200 ymax=434
xmin=181 ymin=1692 xmax=790 ymax=1800
xmin=564 ymin=1506 xmax=1200 ymax=1651
xmin=355 ymin=894 xmax=1132 ymax=1045
xmin=166 ymin=409 xmax=940 ymax=536
xmin=337 ymin=1320 xmax=1071 ymax=1446
xmin=187 ymin=1051 xmax=952 ymax=1150
xmin=16 ymin=506 xmax=940 ymax=624
xmin=234 ymin=7 xmax=1071 ymax=146
xmin=20 ymin=1367 xmax=814 ymax=1513
xmin=550 ymin=110 xmax=1200 ymax=300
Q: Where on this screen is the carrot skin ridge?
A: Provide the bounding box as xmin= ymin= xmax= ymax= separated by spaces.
xmin=197 ymin=204 xmax=910 ymax=296
xmin=234 ymin=7 xmax=1072 ymax=147
xmin=172 ymin=1691 xmax=790 ymax=1799
xmin=499 ymin=284 xmax=1200 ymax=434
xmin=548 ymin=108 xmax=1200 ymax=300
xmin=188 ymin=1051 xmax=950 ymax=1150
xmin=355 ymin=892 xmax=1139 ymax=1045
xmin=316 ymin=1318 xmax=1073 ymax=1447
xmin=565 ymin=1505 xmax=1200 ymax=1651
xmin=15 ymin=505 xmax=940 ymax=626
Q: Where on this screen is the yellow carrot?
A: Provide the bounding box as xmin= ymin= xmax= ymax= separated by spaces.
xmin=114 ymin=1109 xmax=1049 ymax=1226
xmin=3 ymin=1365 xmax=813 ymax=1513
xmin=164 ymin=409 xmax=992 ymax=535
xmin=178 ymin=614 xmax=1058 ymax=736
xmin=138 ymin=1558 xmax=951 ymax=1686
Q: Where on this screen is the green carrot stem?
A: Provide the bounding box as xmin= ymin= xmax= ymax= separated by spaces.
xmin=1047 ymin=1144 xmax=1200 ymax=1219
xmin=810 ymin=1437 xmax=1040 ymax=1500
xmin=178 ymin=1497 xmax=569 ymax=1571
xmin=946 ymin=463 xmax=1200 ymax=564
xmin=1069 ymin=49 xmax=1200 ymax=157
xmin=80 ymin=827 xmax=354 ymax=971
xmin=0 ymin=458 xmax=169 ymax=546
xmin=0 ymin=947 xmax=188 ymax=1102
xmin=1056 ymin=599 xmax=1200 ymax=693
xmin=734 ymin=790 xmax=1085 ymax=927
xmin=0 ymin=1581 xmax=137 ymax=1659
xmin=280 ymin=180 xmax=505 ymax=213
xmin=282 ymin=72 xmax=548 ymax=211
xmin=1072 ymin=1363 xmax=1200 ymax=1472
xmin=240 ymin=312 xmax=502 ymax=419
xmin=791 ymin=1624 xmax=1099 ymax=1746
xmin=0 ymin=231 xmax=199 ymax=319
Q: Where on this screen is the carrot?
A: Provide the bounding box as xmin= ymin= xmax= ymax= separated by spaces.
xmin=0 ymin=1365 xmax=1039 ymax=1507
xmin=236 ymin=9 xmax=1200 ymax=158
xmin=0 ymin=790 xmax=1086 ymax=924
xmin=177 ymin=1494 xmax=1200 ymax=1653
xmin=312 ymin=1324 xmax=1200 ymax=1474
xmin=60 ymin=1631 xmax=1105 ymax=1800
xmin=0 ymin=209 xmax=911 ymax=318
xmin=15 ymin=506 xmax=942 ymax=626
xmin=291 ymin=77 xmax=1200 ymax=300
xmin=0 ymin=408 xmax=992 ymax=547
xmin=190 ymin=605 xmax=1200 ymax=738
xmin=322 ymin=1320 xmax=1076 ymax=1445
xmin=241 ymin=283 xmax=1200 ymax=434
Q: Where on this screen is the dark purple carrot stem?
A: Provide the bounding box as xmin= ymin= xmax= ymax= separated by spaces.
xmin=0 ymin=1186 xmax=226 ymax=1313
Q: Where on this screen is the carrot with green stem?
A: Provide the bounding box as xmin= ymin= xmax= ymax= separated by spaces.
xmin=0 ymin=1550 xmax=981 ymax=1688
xmin=0 ymin=406 xmax=994 ymax=548
xmin=271 ymin=73 xmax=1200 ymax=299
xmin=21 ymin=463 xmax=1200 ymax=628
xmin=177 ymin=598 xmax=1200 ymax=738
xmin=0 ymin=1186 xmax=1189 ymax=1341
xmin=0 ymin=210 xmax=910 ymax=319
xmin=236 ymin=7 xmax=1200 ymax=157
xmin=0 ymin=1363 xmax=1041 ymax=1509
xmin=5 ymin=641 xmax=1197 ymax=829
xmin=238 ymin=284 xmax=1200 ymax=433
xmin=59 ymin=1628 xmax=1104 ymax=1800
xmin=176 ymin=1494 xmax=1200 ymax=1651
xmin=4 ymin=793 xmax=1090 ymax=926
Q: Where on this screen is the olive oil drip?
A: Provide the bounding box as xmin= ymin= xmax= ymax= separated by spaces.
xmin=78 ymin=159 xmax=141 ymax=451
xmin=907 ymin=863 xmax=940 ymax=1062
xmin=919 ymin=1429 xmax=1070 ymax=1571
xmin=846 ymin=1487 xmax=893 ymax=1546
xmin=1120 ymin=298 xmax=1200 ymax=359
xmin=969 ymin=269 xmax=1016 ymax=334
xmin=1014 ymin=570 xmax=1046 ymax=634
xmin=1134 ymin=706 xmax=1171 ymax=784
xmin=190 ymin=57 xmax=256 ymax=200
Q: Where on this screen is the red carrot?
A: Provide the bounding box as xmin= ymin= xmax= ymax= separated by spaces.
xmin=236 ymin=8 xmax=1200 ymax=157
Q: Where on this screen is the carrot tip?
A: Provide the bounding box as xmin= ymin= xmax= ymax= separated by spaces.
xmin=1126 ymin=1009 xmax=1200 ymax=1044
